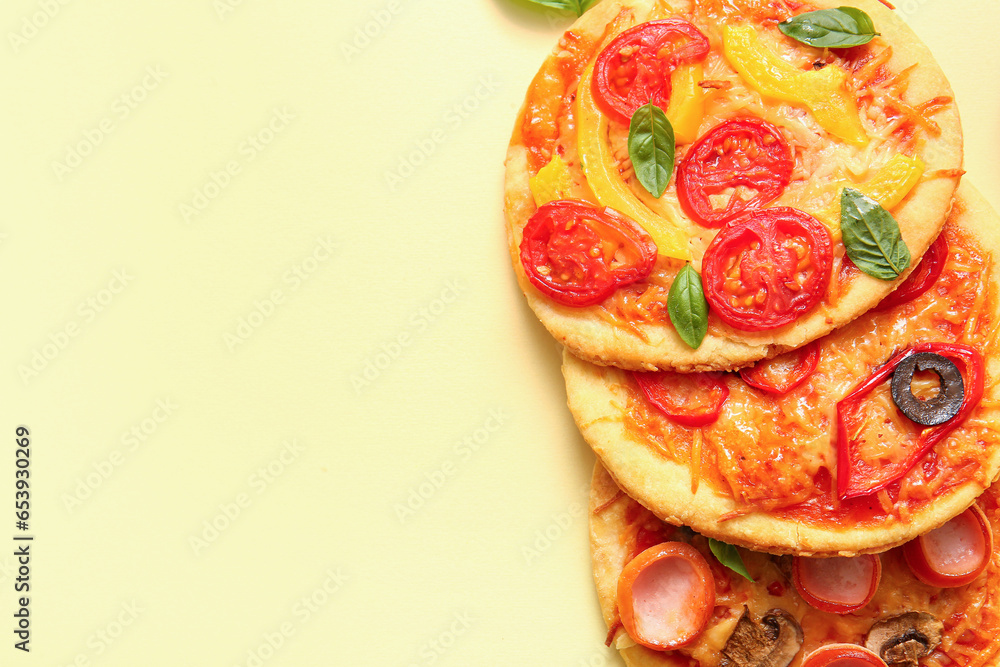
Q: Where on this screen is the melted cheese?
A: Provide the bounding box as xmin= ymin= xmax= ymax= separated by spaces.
xmin=623 ymin=224 xmax=998 ymax=524
xmin=515 ymin=0 xmax=953 ymax=337
xmin=589 ymin=14 xmax=934 ymax=322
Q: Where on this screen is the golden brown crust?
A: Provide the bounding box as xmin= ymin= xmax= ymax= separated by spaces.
xmin=568 ymin=184 xmax=1000 ymax=556
xmin=589 ymin=464 xmax=692 ymax=667
xmin=505 ymin=0 xmax=963 ymax=372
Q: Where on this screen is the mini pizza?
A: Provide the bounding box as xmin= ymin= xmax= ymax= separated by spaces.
xmin=564 ymin=184 xmax=1000 ymax=555
xmin=590 ymin=462 xmax=1000 ymax=667
xmin=504 ymin=0 xmax=963 ymax=371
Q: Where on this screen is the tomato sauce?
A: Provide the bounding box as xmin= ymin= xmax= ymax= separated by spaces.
xmin=518 ymin=29 xmax=594 ymax=172
xmin=624 ymin=223 xmax=999 ymax=527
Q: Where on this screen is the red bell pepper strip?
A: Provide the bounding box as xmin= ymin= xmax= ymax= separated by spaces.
xmin=836 ymin=342 xmax=984 ymax=500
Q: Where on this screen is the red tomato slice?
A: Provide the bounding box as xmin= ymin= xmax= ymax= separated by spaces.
xmin=617 ymin=542 xmax=716 ymax=651
xmin=836 ymin=342 xmax=985 ymax=500
xmin=875 ymin=233 xmax=948 ymax=311
xmin=592 ymin=19 xmax=709 ymax=124
xmin=903 ymin=504 xmax=993 ymax=588
xmin=792 ymin=554 xmax=882 ymax=614
xmin=801 ymin=644 xmax=888 ymax=667
xmin=519 ymin=200 xmax=658 ymax=307
xmin=632 ymin=370 xmax=729 ymax=427
xmin=702 ymin=207 xmax=832 ymax=331
xmin=677 ymin=118 xmax=794 ymax=228
xmin=739 ymin=341 xmax=820 ymax=394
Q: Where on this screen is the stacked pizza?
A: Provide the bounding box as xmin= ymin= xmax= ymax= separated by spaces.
xmin=503 ymin=0 xmax=1000 ymax=665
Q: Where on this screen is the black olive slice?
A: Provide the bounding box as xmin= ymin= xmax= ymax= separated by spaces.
xmin=890 ymin=352 xmax=964 ymax=426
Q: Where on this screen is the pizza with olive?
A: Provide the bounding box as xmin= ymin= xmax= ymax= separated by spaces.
xmin=564 ymin=184 xmax=1000 ymax=556
xmin=504 ymin=0 xmax=963 ymax=372
xmin=589 ymin=462 xmax=1000 ymax=667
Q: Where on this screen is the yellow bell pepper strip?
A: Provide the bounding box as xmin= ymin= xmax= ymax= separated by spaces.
xmin=815 ymin=154 xmax=925 ymax=227
xmin=666 ymin=63 xmax=705 ymax=145
xmin=529 ymin=155 xmax=576 ymax=207
xmin=576 ymin=63 xmax=690 ymax=260
xmin=849 ymin=154 xmax=925 ymax=211
xmin=723 ymin=24 xmax=868 ymax=147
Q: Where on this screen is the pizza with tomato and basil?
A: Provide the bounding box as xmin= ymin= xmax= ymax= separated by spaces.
xmin=564 ymin=184 xmax=1000 ymax=556
xmin=504 ymin=0 xmax=963 ymax=372
xmin=589 ymin=462 xmax=1000 ymax=667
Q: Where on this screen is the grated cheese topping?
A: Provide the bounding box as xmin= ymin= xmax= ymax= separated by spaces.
xmin=623 ymin=223 xmax=998 ymax=525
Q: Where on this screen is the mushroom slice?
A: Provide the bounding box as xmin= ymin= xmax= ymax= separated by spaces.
xmin=721 ymin=606 xmax=804 ymax=667
xmin=865 ymin=612 xmax=943 ymax=667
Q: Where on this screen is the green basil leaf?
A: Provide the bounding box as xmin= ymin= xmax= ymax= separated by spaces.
xmin=778 ymin=7 xmax=878 ymax=48
xmin=628 ymin=102 xmax=675 ymax=198
xmin=840 ymin=187 xmax=911 ymax=280
xmin=709 ymin=539 xmax=754 ymax=582
xmin=667 ymin=264 xmax=708 ymax=349
xmin=522 ymin=0 xmax=600 ymax=16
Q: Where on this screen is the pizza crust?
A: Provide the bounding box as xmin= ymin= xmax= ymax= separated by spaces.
xmin=566 ymin=183 xmax=1000 ymax=556
xmin=505 ymin=0 xmax=963 ymax=372
xmin=589 ymin=463 xmax=689 ymax=667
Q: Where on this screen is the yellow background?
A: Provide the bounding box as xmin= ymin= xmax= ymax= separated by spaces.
xmin=1 ymin=0 xmax=998 ymax=665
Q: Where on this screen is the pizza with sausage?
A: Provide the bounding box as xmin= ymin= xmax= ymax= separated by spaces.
xmin=590 ymin=462 xmax=1000 ymax=667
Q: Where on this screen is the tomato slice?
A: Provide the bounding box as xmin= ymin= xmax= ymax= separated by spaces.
xmin=519 ymin=200 xmax=658 ymax=307
xmin=617 ymin=542 xmax=716 ymax=651
xmin=801 ymin=644 xmax=888 ymax=667
xmin=632 ymin=370 xmax=729 ymax=427
xmin=792 ymin=554 xmax=882 ymax=614
xmin=836 ymin=342 xmax=985 ymax=500
xmin=702 ymin=207 xmax=833 ymax=331
xmin=592 ymin=19 xmax=709 ymax=124
xmin=903 ymin=504 xmax=993 ymax=588
xmin=875 ymin=233 xmax=948 ymax=311
xmin=739 ymin=341 xmax=820 ymax=394
xmin=677 ymin=118 xmax=794 ymax=228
